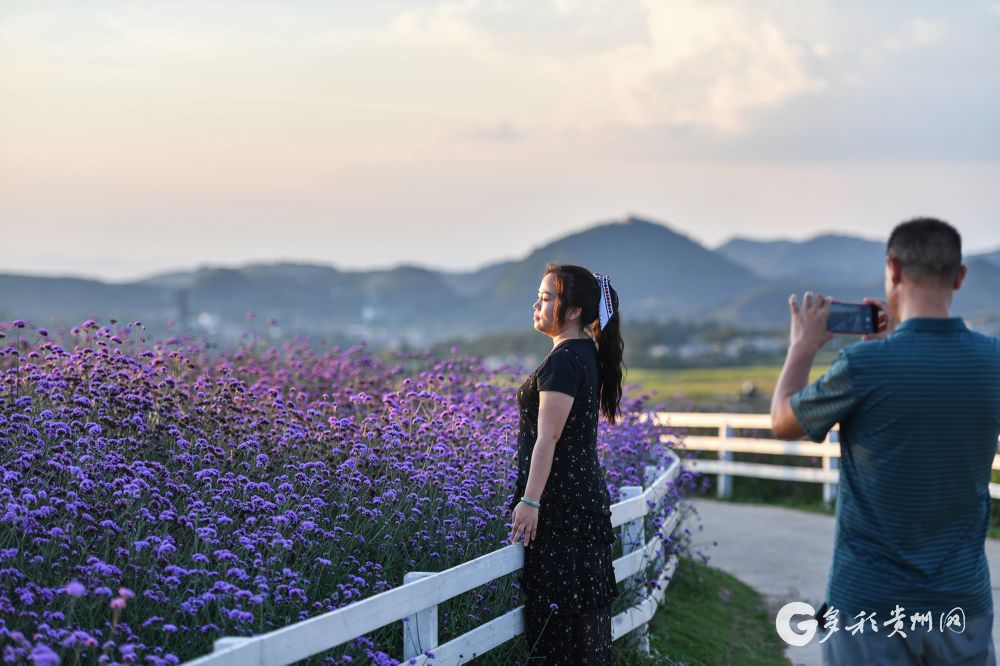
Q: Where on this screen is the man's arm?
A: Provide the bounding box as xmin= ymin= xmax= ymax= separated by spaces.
xmin=771 ymin=292 xmax=833 ymax=440
xmin=772 ymin=347 xmax=814 ymax=439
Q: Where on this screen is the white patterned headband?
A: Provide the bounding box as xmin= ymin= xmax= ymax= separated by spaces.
xmin=593 ymin=272 xmax=615 ymax=330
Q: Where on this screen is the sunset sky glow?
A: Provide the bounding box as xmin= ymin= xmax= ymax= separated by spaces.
xmin=2 ymin=0 xmax=998 ymax=281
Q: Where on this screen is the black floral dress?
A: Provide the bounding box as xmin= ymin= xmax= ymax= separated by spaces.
xmin=508 ymin=338 xmax=619 ymax=664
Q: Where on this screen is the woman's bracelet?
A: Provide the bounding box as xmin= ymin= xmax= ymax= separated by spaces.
xmin=519 ymin=496 xmax=541 ymax=508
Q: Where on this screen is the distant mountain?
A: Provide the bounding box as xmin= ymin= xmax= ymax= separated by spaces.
xmin=135 ymin=266 xmax=219 ymax=289
xmin=717 ymin=234 xmax=886 ymax=284
xmin=1 ymin=218 xmax=997 ymax=343
xmin=480 ymin=217 xmax=762 ymax=329
xmin=715 ymin=252 xmax=1000 ymax=325
xmin=720 ymin=234 xmax=1000 ymax=284
xmin=440 ymin=260 xmax=516 ymax=297
xmin=716 ymin=280 xmax=881 ymax=326
xmin=162 ymin=262 xmax=473 ymax=336
xmin=0 ymin=274 xmax=176 ymax=324
xmin=956 ymin=258 xmax=1000 ymax=315
xmin=971 ymin=248 xmax=1000 ymax=269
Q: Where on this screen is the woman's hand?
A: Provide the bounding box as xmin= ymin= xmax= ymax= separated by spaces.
xmin=510 ymin=502 xmax=539 ymax=546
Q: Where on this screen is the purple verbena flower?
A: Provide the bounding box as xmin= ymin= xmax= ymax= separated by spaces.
xmin=31 ymin=644 xmax=61 ymax=666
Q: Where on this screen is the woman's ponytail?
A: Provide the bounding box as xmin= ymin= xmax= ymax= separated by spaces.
xmin=593 ymin=285 xmax=624 ymax=424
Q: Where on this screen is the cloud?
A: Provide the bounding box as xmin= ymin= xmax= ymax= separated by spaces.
xmin=2 ymin=0 xmax=995 ymax=188
xmin=390 ymin=1 xmax=489 ymax=48
xmin=627 ymin=1 xmax=825 ymax=133
xmin=881 ymin=17 xmax=948 ymax=53
xmin=386 ymin=0 xmax=825 ymax=135
xmin=472 ymin=121 xmax=523 ymax=141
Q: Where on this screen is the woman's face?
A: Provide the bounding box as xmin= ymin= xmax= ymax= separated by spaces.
xmin=533 ymin=272 xmax=561 ymax=336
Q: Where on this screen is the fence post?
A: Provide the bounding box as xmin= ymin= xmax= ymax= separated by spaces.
xmin=402 ymin=572 xmax=438 ymax=660
xmin=619 ymin=485 xmax=650 ymax=656
xmin=823 ymin=430 xmax=840 ymax=506
xmin=644 ymin=464 xmax=664 ymax=572
xmin=643 ymin=464 xmax=659 ymax=488
xmin=717 ymin=424 xmax=733 ymax=499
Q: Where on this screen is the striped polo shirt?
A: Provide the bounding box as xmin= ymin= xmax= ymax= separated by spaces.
xmin=791 ymin=317 xmax=1000 ymax=619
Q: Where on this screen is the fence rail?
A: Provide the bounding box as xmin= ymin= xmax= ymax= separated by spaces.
xmin=181 ymin=412 xmax=1000 ymax=665
xmin=185 ymin=450 xmax=684 ymax=665
xmin=652 ymin=412 xmax=1000 ymax=501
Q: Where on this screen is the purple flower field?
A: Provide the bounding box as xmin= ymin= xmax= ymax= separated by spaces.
xmin=0 ymin=320 xmax=696 ymax=665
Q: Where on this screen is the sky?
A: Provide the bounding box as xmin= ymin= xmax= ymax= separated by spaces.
xmin=1 ymin=0 xmax=998 ymax=282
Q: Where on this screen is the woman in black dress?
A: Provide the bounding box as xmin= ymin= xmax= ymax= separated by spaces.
xmin=508 ymin=263 xmax=624 ymax=665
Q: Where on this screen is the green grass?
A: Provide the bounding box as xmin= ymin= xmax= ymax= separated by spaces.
xmin=625 ymin=364 xmax=831 ymax=411
xmin=613 ymin=557 xmax=791 ymax=666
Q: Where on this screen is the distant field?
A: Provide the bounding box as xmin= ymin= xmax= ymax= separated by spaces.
xmin=625 ymin=363 xmax=831 ymax=411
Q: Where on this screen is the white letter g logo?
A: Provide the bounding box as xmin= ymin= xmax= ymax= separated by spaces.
xmin=776 ymin=602 xmax=818 ymax=646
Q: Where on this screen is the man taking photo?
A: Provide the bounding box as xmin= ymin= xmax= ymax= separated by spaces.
xmin=771 ymin=217 xmax=1000 ymax=665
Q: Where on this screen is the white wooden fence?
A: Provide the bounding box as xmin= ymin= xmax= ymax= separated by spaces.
xmin=184 ymin=450 xmax=684 ymax=665
xmin=650 ymin=412 xmax=1000 ymax=502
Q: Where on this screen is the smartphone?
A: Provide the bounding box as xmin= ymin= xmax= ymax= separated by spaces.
xmin=826 ymin=301 xmax=878 ymax=335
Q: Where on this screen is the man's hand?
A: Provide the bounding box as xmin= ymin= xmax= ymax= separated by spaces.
xmin=789 ymin=291 xmax=834 ymax=354
xmin=862 ymin=298 xmax=896 ymax=341
xmin=771 ymin=292 xmax=832 ymax=440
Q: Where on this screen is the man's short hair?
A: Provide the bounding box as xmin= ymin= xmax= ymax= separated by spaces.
xmin=887 ymin=217 xmax=963 ymax=286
